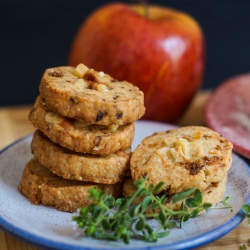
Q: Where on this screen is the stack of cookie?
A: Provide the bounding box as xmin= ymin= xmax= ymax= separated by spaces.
xmin=123 ymin=126 xmax=233 ymax=212
xmin=18 ymin=64 xmax=145 ymax=212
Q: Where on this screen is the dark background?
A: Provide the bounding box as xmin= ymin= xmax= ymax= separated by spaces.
xmin=1 ymin=0 xmax=250 ymax=106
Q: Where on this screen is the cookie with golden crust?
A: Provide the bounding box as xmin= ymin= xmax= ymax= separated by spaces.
xmin=29 ymin=95 xmax=135 ymax=155
xmin=18 ymin=158 xmax=122 ymax=212
xmin=130 ymin=126 xmax=233 ymax=194
xmin=39 ymin=65 xmax=145 ymax=125
xmin=31 ymin=130 xmax=131 ymax=184
xmin=123 ymin=175 xmax=227 ymax=213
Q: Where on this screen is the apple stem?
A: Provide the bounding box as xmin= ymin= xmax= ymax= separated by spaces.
xmin=141 ymin=0 xmax=149 ymax=18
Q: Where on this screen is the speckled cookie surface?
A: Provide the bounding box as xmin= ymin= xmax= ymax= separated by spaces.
xmin=130 ymin=126 xmax=233 ymax=194
xmin=18 ymin=157 xmax=122 ymax=212
xmin=123 ymin=175 xmax=227 ymax=213
xmin=39 ymin=66 xmax=145 ymax=125
xmin=31 ymin=130 xmax=131 ymax=184
xmin=29 ymin=95 xmax=135 ymax=155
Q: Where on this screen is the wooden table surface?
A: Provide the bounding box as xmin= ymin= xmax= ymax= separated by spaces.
xmin=0 ymin=91 xmax=249 ymax=250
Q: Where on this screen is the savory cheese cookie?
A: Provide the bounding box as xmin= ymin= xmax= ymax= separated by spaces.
xmin=29 ymin=95 xmax=135 ymax=155
xmin=31 ymin=130 xmax=131 ymax=184
xmin=39 ymin=65 xmax=145 ymax=125
xmin=18 ymin=158 xmax=122 ymax=212
xmin=123 ymin=175 xmax=227 ymax=213
xmin=130 ymin=126 xmax=233 ymax=194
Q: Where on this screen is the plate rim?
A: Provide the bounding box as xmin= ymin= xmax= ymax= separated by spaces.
xmin=0 ymin=204 xmax=248 ymax=250
xmin=0 ymin=122 xmax=250 ymax=250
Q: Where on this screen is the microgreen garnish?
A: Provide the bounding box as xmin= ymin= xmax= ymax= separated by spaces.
xmin=73 ymin=178 xmax=232 ymax=244
xmin=238 ymin=204 xmax=250 ymax=250
xmin=242 ymin=204 xmax=250 ymax=227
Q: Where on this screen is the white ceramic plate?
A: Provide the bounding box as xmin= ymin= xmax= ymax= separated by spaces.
xmin=0 ymin=120 xmax=249 ymax=250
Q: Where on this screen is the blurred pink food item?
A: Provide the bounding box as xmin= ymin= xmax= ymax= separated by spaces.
xmin=205 ymin=73 xmax=250 ymax=158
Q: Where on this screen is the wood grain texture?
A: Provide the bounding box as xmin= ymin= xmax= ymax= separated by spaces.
xmin=0 ymin=91 xmax=249 ymax=250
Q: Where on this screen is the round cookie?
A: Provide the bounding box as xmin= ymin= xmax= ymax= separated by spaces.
xmin=122 ymin=175 xmax=227 ymax=213
xmin=39 ymin=65 xmax=145 ymax=125
xmin=18 ymin=157 xmax=122 ymax=212
xmin=29 ymin=95 xmax=135 ymax=155
xmin=31 ymin=130 xmax=131 ymax=184
xmin=130 ymin=126 xmax=233 ymax=194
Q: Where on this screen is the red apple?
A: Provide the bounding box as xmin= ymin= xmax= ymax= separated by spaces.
xmin=69 ymin=3 xmax=205 ymax=123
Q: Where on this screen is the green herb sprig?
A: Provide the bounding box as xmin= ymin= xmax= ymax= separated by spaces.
xmin=240 ymin=203 xmax=250 ymax=249
xmin=73 ymin=178 xmax=232 ymax=244
xmin=242 ymin=204 xmax=250 ymax=227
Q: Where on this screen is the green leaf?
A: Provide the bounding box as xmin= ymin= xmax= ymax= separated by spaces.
xmin=104 ymin=194 xmax=115 ymax=207
xmin=144 ymin=233 xmax=158 ymax=242
xmin=145 ymin=224 xmax=153 ymax=234
xmin=180 ymin=214 xmax=190 ymax=228
xmin=222 ymin=196 xmax=231 ymax=206
xmin=185 ymin=198 xmax=196 ymax=208
xmin=190 ymin=208 xmax=200 ymax=217
xmin=179 ymin=201 xmax=188 ymax=212
xmin=101 ymin=218 xmax=111 ymax=230
xmin=158 ymin=209 xmax=167 ymax=224
xmin=152 ymin=182 xmax=165 ymax=194
xmin=141 ymin=196 xmax=153 ymax=213
xmin=111 ymin=219 xmax=118 ymax=231
xmin=134 ymin=178 xmax=147 ymax=189
xmin=92 ymin=207 xmax=105 ymax=221
xmin=115 ymin=197 xmax=122 ymax=205
xmin=129 ymin=204 xmax=141 ymax=217
xmin=86 ymin=225 xmax=97 ymax=236
xmin=118 ymin=215 xmax=126 ymax=225
xmin=151 ymin=202 xmax=160 ymax=210
xmin=156 ymin=231 xmax=170 ymax=238
xmin=135 ymin=215 xmax=146 ymax=230
xmin=193 ymin=189 xmax=203 ymax=204
xmin=79 ymin=206 xmax=88 ymax=217
xmin=88 ymin=187 xmax=105 ymax=201
xmin=185 ymin=189 xmax=202 ymax=207
xmin=148 ymin=183 xmax=154 ymax=192
xmin=202 ymin=203 xmax=212 ymax=210
xmin=160 ymin=194 xmax=167 ymax=204
xmin=172 ymin=188 xmax=196 ymax=203
xmin=242 ymin=204 xmax=250 ymax=214
xmin=73 ymin=217 xmax=87 ymax=229
xmin=183 ymin=214 xmax=191 ymax=222
xmin=121 ymin=232 xmax=130 ymax=244
xmin=119 ymin=198 xmax=130 ymax=210
xmin=165 ymin=221 xmax=177 ymax=229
